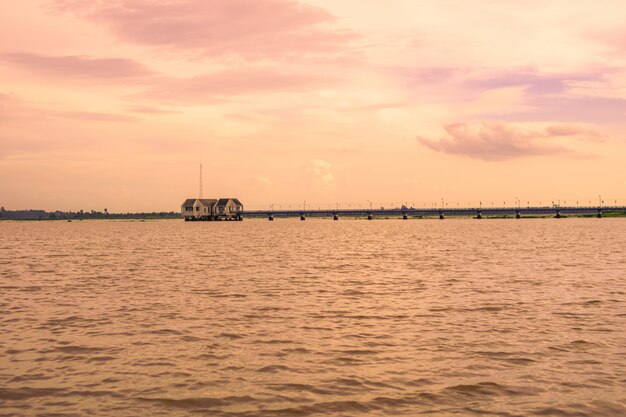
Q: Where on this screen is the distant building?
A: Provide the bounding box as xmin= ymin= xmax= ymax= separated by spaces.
xmin=181 ymin=198 xmax=243 ymax=221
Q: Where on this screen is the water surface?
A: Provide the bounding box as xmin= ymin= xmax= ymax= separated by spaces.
xmin=1 ymin=218 xmax=625 ymax=416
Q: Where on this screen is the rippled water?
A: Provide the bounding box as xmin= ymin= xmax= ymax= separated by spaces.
xmin=1 ymin=218 xmax=625 ymax=416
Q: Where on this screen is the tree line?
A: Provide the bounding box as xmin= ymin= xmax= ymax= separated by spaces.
xmin=0 ymin=207 xmax=179 ymax=220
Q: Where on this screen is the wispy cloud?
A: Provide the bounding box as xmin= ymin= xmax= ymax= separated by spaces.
xmin=565 ymin=71 xmax=626 ymax=100
xmin=417 ymin=121 xmax=602 ymax=161
xmin=51 ymin=110 xmax=138 ymax=122
xmin=48 ymin=0 xmax=356 ymax=60
xmin=307 ymin=159 xmax=334 ymax=183
xmin=0 ymin=93 xmax=29 ymax=121
xmin=140 ymin=68 xmax=334 ymax=103
xmin=0 ymin=92 xmax=137 ymax=123
xmin=0 ymin=53 xmax=152 ymax=81
xmin=125 ymin=105 xmax=179 ymax=114
xmin=256 ymin=176 xmax=272 ymax=187
xmin=586 ymin=26 xmax=626 ymax=56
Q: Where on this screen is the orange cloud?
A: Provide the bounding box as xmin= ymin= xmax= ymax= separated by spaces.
xmin=48 ymin=0 xmax=356 ymax=60
xmin=417 ymin=122 xmax=602 ymax=161
xmin=0 ymin=53 xmax=152 ymax=81
xmin=139 ymin=68 xmax=335 ymax=103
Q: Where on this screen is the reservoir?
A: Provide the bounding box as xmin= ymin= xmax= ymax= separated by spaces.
xmin=1 ymin=219 xmax=625 ymax=416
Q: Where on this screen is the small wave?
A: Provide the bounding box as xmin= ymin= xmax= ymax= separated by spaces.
xmin=282 ymin=347 xmax=311 ymax=354
xmin=256 ymin=365 xmax=292 ymax=373
xmin=219 ymin=332 xmax=243 ymax=339
xmin=135 ymin=361 xmax=176 ymax=367
xmin=9 ymin=373 xmax=54 ymax=383
xmin=136 ymin=395 xmax=256 ymax=409
xmin=533 ymin=401 xmax=626 ymax=416
xmin=444 ymin=381 xmax=541 ymax=397
xmin=53 ymin=345 xmax=116 ymax=354
xmin=269 ymin=399 xmax=372 ymax=416
xmin=197 ymin=353 xmax=229 ymax=360
xmin=330 ymin=349 xmax=380 ymax=356
xmin=267 ymin=383 xmax=336 ymax=396
xmin=254 ymin=339 xmax=295 ymax=344
xmin=143 ymin=328 xmax=183 ymax=335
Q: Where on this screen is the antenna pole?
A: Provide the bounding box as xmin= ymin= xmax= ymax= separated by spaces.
xmin=199 ymin=161 xmax=203 ymax=199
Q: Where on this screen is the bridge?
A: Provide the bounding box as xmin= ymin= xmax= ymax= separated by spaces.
xmin=239 ymin=206 xmax=626 ymax=220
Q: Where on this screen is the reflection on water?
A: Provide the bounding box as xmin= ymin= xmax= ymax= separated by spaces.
xmin=1 ymin=218 xmax=625 ymax=416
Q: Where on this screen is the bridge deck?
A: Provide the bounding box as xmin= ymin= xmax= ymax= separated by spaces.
xmin=240 ymin=206 xmax=626 ymax=218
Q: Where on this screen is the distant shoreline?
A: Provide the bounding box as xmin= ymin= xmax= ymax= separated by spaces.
xmin=0 ymin=209 xmax=179 ymax=221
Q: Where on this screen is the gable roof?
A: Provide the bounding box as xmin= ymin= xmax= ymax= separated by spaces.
xmin=216 ymin=198 xmax=230 ymax=206
xmin=216 ymin=198 xmax=243 ymax=206
xmin=182 ymin=198 xmax=196 ymax=207
xmin=198 ymin=199 xmax=217 ymax=206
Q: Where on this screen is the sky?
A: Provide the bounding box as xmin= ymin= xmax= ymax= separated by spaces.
xmin=1 ymin=0 xmax=625 ymax=211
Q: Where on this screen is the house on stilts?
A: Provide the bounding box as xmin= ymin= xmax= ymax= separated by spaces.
xmin=181 ymin=198 xmax=243 ymax=221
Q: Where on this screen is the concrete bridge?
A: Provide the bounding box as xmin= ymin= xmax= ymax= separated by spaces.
xmin=239 ymin=206 xmax=626 ymax=220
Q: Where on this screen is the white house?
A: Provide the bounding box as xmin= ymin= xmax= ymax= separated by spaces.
xmin=215 ymin=198 xmax=244 ymax=217
xmin=181 ymin=198 xmax=243 ymax=220
xmin=181 ymin=198 xmax=217 ymax=220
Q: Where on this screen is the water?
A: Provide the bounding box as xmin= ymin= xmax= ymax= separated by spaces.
xmin=1 ymin=218 xmax=625 ymax=416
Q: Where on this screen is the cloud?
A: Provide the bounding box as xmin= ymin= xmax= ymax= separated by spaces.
xmin=1 ymin=53 xmax=333 ymax=104
xmin=140 ymin=68 xmax=333 ymax=103
xmin=125 ymin=105 xmax=179 ymax=114
xmin=0 ymin=53 xmax=152 ymax=81
xmin=307 ymin=159 xmax=334 ymax=183
xmin=564 ymin=71 xmax=626 ymax=100
xmin=0 ymin=92 xmax=137 ymax=124
xmin=256 ymin=176 xmax=272 ymax=187
xmin=51 ymin=110 xmax=138 ymax=122
xmin=48 ymin=0 xmax=356 ymax=60
xmin=586 ymin=27 xmax=626 ymax=56
xmin=544 ymin=124 xmax=603 ymax=141
xmin=0 ymin=93 xmax=28 ymax=121
xmin=386 ymin=65 xmax=626 ymax=123
xmin=417 ymin=121 xmax=602 ymax=161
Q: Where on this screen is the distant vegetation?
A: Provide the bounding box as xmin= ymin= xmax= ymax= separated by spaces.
xmin=0 ymin=207 xmax=179 ymax=220
xmin=602 ymin=210 xmax=626 ymax=217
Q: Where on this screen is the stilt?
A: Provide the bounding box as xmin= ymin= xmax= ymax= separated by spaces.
xmin=516 ymin=211 xmax=521 ymax=219
xmin=439 ymin=212 xmax=444 ymax=220
xmin=333 ymin=214 xmax=339 ymax=220
xmin=476 ymin=211 xmax=482 ymax=219
xmin=367 ymin=213 xmax=373 ymax=220
xmin=597 ymin=209 xmax=602 ymax=218
xmin=402 ymin=213 xmax=408 ymax=220
xmin=555 ymin=210 xmax=561 ymax=218
xmin=300 ymin=215 xmax=306 ymax=221
xmin=268 ymin=214 xmax=274 ymax=221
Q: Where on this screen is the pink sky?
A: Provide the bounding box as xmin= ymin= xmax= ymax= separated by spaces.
xmin=1 ymin=0 xmax=625 ymax=211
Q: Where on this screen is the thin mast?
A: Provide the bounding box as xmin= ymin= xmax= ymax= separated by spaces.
xmin=199 ymin=161 xmax=203 ymax=199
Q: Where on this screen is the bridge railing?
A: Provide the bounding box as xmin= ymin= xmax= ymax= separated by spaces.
xmin=238 ymin=206 xmax=625 ymax=218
